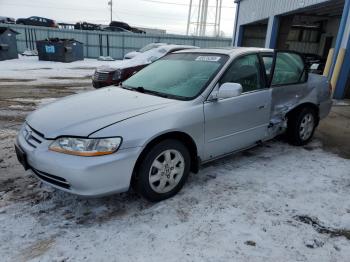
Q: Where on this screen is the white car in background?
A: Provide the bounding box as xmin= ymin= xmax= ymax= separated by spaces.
xmin=123 ymin=42 xmax=167 ymax=59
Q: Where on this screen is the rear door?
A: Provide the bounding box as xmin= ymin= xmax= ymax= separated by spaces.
xmin=266 ymin=51 xmax=308 ymax=121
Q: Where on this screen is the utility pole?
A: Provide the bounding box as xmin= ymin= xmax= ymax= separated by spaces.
xmin=108 ymin=0 xmax=113 ymax=23
xmin=187 ymin=0 xmax=223 ymax=37
xmin=186 ymin=0 xmax=193 ymax=35
xmin=217 ymin=0 xmax=222 ymax=36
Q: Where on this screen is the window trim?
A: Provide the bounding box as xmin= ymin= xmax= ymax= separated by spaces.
xmin=269 ymin=50 xmax=308 ymax=88
xmin=258 ymin=52 xmax=274 ymax=86
xmin=258 ymin=52 xmax=273 ymax=88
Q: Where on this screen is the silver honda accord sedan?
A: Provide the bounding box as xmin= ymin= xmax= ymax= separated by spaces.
xmin=15 ymin=47 xmax=332 ymax=201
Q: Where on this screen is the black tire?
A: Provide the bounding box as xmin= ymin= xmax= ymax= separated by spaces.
xmin=134 ymin=139 xmax=191 ymax=202
xmin=92 ymin=81 xmax=101 ymax=89
xmin=287 ymin=107 xmax=317 ymax=146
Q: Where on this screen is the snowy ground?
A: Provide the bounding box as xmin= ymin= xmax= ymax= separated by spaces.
xmin=0 ymin=56 xmax=123 ymax=84
xmin=0 ymin=57 xmax=350 ymax=262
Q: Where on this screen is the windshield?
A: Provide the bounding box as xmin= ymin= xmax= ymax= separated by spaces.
xmin=123 ymin=53 xmax=228 ymax=100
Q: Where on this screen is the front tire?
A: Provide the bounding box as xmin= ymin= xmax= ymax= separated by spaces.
xmin=287 ymin=107 xmax=317 ymax=146
xmin=92 ymin=81 xmax=101 ymax=89
xmin=134 ymin=139 xmax=191 ymax=202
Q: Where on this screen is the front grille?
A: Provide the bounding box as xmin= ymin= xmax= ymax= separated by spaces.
xmin=94 ymin=71 xmax=110 ymax=81
xmin=22 ymin=124 xmax=45 ymax=148
xmin=32 ymin=168 xmax=70 ymax=189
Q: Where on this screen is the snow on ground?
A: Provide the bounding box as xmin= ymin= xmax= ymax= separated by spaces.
xmin=333 ymin=100 xmax=350 ymax=106
xmin=0 ymin=56 xmax=123 ymax=84
xmin=1 ymin=140 xmax=350 ymax=262
xmin=0 ymin=58 xmax=350 ymax=262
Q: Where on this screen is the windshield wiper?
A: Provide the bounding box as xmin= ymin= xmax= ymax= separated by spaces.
xmin=120 ymin=83 xmax=133 ymax=90
xmin=143 ymin=89 xmax=170 ymax=98
xmin=132 ymin=86 xmax=170 ymax=98
xmin=120 ymin=84 xmax=146 ymax=93
xmin=136 ymin=86 xmax=145 ymax=93
xmin=121 ymin=84 xmax=174 ymax=99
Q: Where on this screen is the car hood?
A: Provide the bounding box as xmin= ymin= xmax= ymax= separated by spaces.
xmin=96 ymin=56 xmax=151 ymax=72
xmin=26 ymin=87 xmax=176 ymax=139
xmin=124 ymin=51 xmax=140 ymax=59
xmin=96 ymin=65 xmax=117 ymax=73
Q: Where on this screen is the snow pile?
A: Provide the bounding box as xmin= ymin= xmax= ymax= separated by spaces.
xmin=0 ymin=56 xmax=122 ymax=83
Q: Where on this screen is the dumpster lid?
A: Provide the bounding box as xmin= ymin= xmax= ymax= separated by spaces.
xmin=42 ymin=38 xmax=83 ymax=44
xmin=0 ymin=27 xmax=19 ymax=35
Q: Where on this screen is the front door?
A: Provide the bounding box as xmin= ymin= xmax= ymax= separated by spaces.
xmin=204 ymin=53 xmax=272 ymax=160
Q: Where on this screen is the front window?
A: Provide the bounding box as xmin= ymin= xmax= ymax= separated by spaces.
xmin=219 ymin=54 xmax=263 ymax=93
xmin=123 ymin=53 xmax=228 ymax=100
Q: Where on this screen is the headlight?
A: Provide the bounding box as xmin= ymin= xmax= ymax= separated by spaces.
xmin=112 ymin=69 xmax=123 ymax=80
xmin=49 ymin=137 xmax=122 ymax=157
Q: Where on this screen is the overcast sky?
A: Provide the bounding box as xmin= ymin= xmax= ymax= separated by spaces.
xmin=0 ymin=0 xmax=236 ymax=36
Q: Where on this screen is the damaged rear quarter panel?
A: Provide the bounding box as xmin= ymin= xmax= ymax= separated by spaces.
xmin=271 ymin=73 xmax=329 ymax=121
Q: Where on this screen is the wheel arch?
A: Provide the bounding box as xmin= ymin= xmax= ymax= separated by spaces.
xmin=131 ymin=131 xmax=199 ymax=185
xmin=286 ymin=102 xmax=320 ymax=124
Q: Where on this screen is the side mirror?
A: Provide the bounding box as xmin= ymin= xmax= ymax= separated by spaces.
xmin=213 ymin=83 xmax=242 ymax=100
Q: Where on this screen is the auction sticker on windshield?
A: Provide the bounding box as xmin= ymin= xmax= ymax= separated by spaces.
xmin=195 ymin=56 xmax=221 ymax=62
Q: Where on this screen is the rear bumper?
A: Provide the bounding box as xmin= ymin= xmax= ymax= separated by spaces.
xmin=16 ymin=129 xmax=142 ymax=197
xmin=319 ymin=98 xmax=333 ymax=119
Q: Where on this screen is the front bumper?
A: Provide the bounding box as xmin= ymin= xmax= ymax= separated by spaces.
xmin=92 ymin=79 xmax=114 ymax=89
xmin=92 ymin=71 xmax=118 ymax=89
xmin=16 ymin=127 xmax=142 ymax=197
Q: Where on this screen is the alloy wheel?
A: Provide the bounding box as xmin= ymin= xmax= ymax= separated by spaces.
xmin=148 ymin=149 xmax=185 ymax=194
xmin=299 ymin=113 xmax=315 ymax=141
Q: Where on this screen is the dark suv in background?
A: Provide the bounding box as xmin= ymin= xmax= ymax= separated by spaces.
xmin=109 ymin=21 xmax=145 ymax=34
xmin=102 ymin=26 xmax=131 ymax=33
xmin=74 ymin=22 xmax=101 ymax=31
xmin=16 ymin=16 xmax=58 ymax=28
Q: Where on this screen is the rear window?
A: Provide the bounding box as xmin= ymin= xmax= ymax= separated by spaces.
xmin=271 ymin=53 xmax=305 ymax=86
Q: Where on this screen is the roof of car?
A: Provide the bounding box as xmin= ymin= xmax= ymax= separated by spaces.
xmin=175 ymin=47 xmax=273 ymax=56
xmin=161 ymin=44 xmax=198 ymax=51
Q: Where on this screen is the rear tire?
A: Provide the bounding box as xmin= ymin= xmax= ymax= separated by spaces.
xmin=287 ymin=107 xmax=317 ymax=146
xmin=134 ymin=139 xmax=191 ymax=202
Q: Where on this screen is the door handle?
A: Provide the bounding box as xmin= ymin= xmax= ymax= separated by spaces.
xmin=258 ymin=105 xmax=266 ymax=110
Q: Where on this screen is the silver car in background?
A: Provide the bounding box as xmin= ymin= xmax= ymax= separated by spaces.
xmin=123 ymin=42 xmax=167 ymax=60
xmin=15 ymin=47 xmax=332 ymax=201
